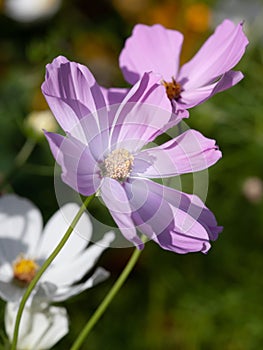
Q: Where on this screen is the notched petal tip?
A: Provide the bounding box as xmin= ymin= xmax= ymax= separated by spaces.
xmin=104 ymin=230 xmax=116 ymax=244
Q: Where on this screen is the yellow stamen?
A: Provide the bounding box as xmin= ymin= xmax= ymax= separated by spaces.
xmin=13 ymin=256 xmax=39 ymax=284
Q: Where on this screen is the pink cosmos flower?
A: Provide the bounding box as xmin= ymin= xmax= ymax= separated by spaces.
xmin=42 ymin=56 xmax=222 ymax=254
xmin=119 ymin=20 xmax=249 ymax=109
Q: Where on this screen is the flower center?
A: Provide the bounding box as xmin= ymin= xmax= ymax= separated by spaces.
xmin=162 ymin=78 xmax=182 ymax=101
xmin=102 ymin=148 xmax=134 ymax=181
xmin=13 ymin=256 xmax=39 ymax=285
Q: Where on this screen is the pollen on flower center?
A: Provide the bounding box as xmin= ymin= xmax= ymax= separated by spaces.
xmin=13 ymin=256 xmax=39 ymax=285
xmin=101 ymin=148 xmax=134 ymax=181
xmin=162 ymin=77 xmax=182 ymax=100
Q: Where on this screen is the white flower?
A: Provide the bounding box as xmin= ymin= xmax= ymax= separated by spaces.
xmin=4 ymin=0 xmax=61 ymax=23
xmin=0 ymin=194 xmax=115 ymax=303
xmin=5 ymin=302 xmax=68 ymax=350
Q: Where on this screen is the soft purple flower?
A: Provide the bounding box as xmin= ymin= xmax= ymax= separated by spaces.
xmin=42 ymin=56 xmax=222 ymax=254
xmin=119 ymin=19 xmax=249 ymax=109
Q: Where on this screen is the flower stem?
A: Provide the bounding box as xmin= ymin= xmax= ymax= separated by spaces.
xmin=11 ymin=194 xmax=95 ymax=350
xmin=0 ymin=139 xmax=36 ymax=190
xmin=14 ymin=139 xmax=36 ymax=168
xmin=70 ymin=235 xmax=147 ymax=350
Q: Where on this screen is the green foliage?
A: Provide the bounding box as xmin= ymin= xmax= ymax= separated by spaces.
xmin=0 ymin=0 xmax=263 ymax=349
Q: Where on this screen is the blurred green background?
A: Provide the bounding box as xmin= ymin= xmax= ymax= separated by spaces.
xmin=1 ymin=0 xmax=263 ymax=349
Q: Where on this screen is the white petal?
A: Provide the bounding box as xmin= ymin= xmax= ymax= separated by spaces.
xmin=0 ymin=262 xmax=13 ymax=281
xmin=0 ymin=194 xmax=43 ymax=263
xmin=50 ymin=267 xmax=110 ymax=302
xmin=32 ymin=282 xmax=57 ymax=304
xmin=37 ymin=202 xmax=92 ymax=265
xmin=5 ymin=303 xmax=69 ymax=350
xmin=0 ymin=280 xmax=26 ymax=303
xmin=5 ymin=302 xmax=31 ymax=341
xmin=42 ymin=231 xmax=115 ymax=286
xmin=36 ymin=306 xmax=68 ymax=349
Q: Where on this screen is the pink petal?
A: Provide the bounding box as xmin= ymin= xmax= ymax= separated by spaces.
xmin=178 ymin=20 xmax=249 ymax=90
xmin=100 ymin=178 xmax=144 ymax=249
xmin=109 ymin=72 xmax=186 ymax=152
xmin=44 ymin=131 xmax=100 ymax=196
xmin=178 ymin=70 xmax=244 ymax=109
xmin=120 ymin=24 xmax=183 ymax=84
xmin=146 ymin=180 xmax=223 ymax=241
xmin=100 ymin=87 xmax=128 ymax=105
xmin=124 ymin=179 xmax=215 ymax=254
xmin=100 ymin=86 xmax=129 ymax=127
xmin=133 ymin=129 xmax=222 ymax=177
xmin=42 ymin=56 xmax=109 ymax=144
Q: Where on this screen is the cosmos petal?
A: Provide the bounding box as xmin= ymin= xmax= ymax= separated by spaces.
xmin=0 ymin=280 xmax=25 ymax=303
xmin=44 ymin=131 xmax=100 ymax=196
xmin=124 ymin=179 xmax=221 ymax=254
xmin=101 ymin=86 xmax=128 ymax=105
xmin=133 ymin=129 xmax=221 ymax=177
xmin=110 ymin=72 xmax=186 ymax=152
xmin=42 ymin=56 xmax=109 ymax=147
xmin=37 ymin=203 xmax=93 ymax=265
xmin=178 ymin=20 xmax=249 ymax=90
xmin=0 ymin=194 xmax=43 ymax=263
xmin=100 ymin=178 xmax=144 ymax=248
xmin=120 ymin=24 xmax=183 ymax=84
xmin=49 ymin=267 xmax=110 ymax=302
xmin=178 ymin=70 xmax=244 ymax=109
xmin=146 ymin=180 xmax=223 ymax=241
xmin=5 ymin=303 xmax=69 ymax=350
xmin=42 ymin=231 xmax=115 ymax=286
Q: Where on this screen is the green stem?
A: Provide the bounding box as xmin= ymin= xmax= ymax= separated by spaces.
xmin=11 ymin=194 xmax=95 ymax=350
xmin=14 ymin=139 xmax=36 ymax=168
xmin=0 ymin=139 xmax=36 ymax=190
xmin=70 ymin=235 xmax=147 ymax=350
